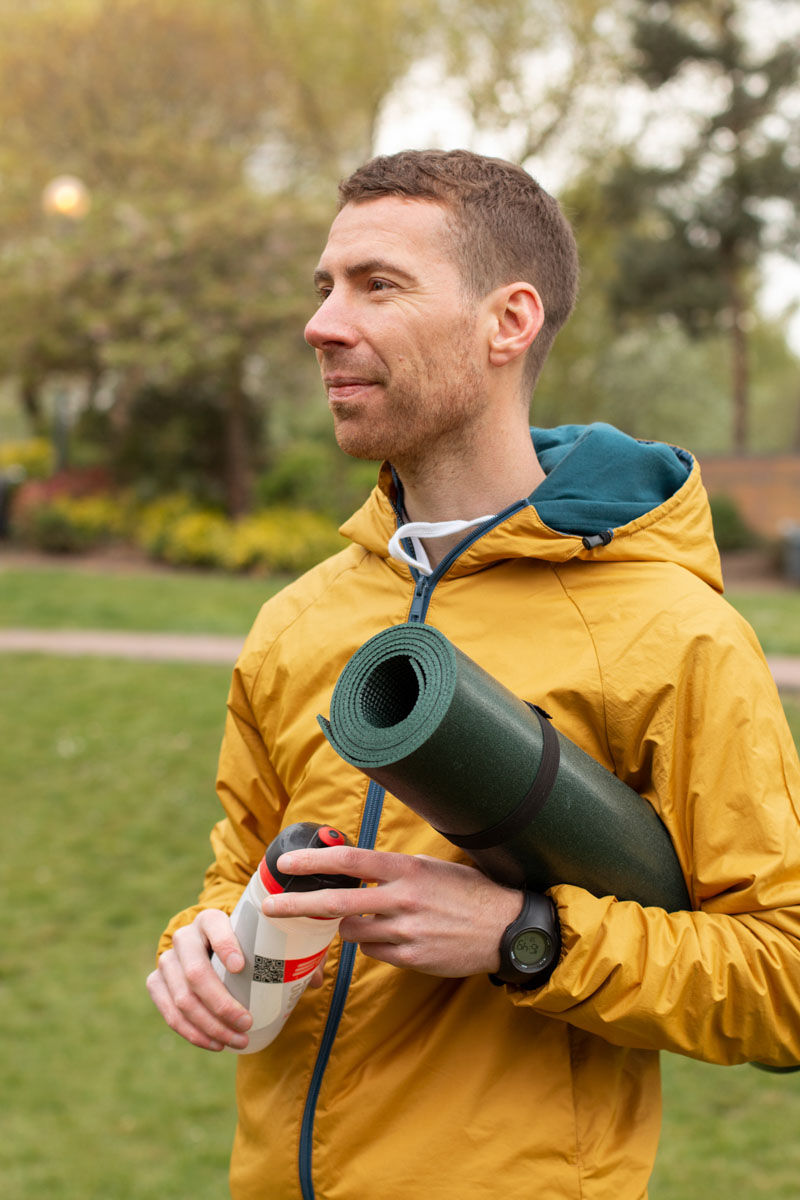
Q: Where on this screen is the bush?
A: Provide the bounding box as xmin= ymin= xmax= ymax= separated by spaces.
xmin=133 ymin=493 xmax=198 ymax=558
xmin=158 ymin=510 xmax=231 ymax=568
xmin=225 ymin=508 xmax=342 ymax=573
xmin=709 ymin=493 xmax=760 ymax=552
xmin=256 ymin=440 xmax=378 ymax=522
xmin=0 ymin=437 xmax=54 ymax=479
xmin=12 ymin=494 xmax=130 ymax=553
xmin=9 ymin=478 xmax=344 ymax=575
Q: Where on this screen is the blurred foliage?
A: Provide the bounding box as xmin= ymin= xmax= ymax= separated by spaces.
xmin=708 ymin=493 xmax=760 ymax=551
xmin=0 ymin=436 xmax=54 ymax=479
xmin=255 ymin=439 xmax=379 ymax=522
xmin=0 ymin=0 xmax=449 ymax=514
xmin=225 ymin=508 xmax=344 ymax=574
xmin=0 ymin=0 xmax=797 ymax=516
xmin=535 ymin=169 xmax=800 ymax=453
xmin=12 ymin=493 xmax=131 ymax=554
xmin=597 ymin=0 xmax=800 ymax=450
xmin=9 ymin=482 xmax=343 ymax=575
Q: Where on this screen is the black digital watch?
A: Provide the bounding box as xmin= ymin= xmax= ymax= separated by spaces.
xmin=490 ymin=890 xmax=560 ymax=989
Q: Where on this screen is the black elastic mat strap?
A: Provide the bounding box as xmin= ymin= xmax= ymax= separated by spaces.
xmin=437 ymin=704 xmax=560 ymax=851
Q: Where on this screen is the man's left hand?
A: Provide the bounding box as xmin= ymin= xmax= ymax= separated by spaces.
xmin=262 ymin=846 xmax=523 ymax=977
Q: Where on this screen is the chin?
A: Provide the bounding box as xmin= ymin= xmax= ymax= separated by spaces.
xmin=333 ymin=418 xmax=396 ymax=463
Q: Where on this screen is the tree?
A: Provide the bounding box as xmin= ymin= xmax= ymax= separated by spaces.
xmin=0 ymin=0 xmax=444 ymax=511
xmin=603 ymin=0 xmax=800 ymax=450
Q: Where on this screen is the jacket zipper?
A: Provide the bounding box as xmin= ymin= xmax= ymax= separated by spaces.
xmin=297 ymin=497 xmax=529 ymax=1198
xmin=298 ymin=779 xmax=385 ymax=1200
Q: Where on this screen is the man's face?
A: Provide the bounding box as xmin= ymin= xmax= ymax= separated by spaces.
xmin=304 ymin=196 xmax=489 ymax=468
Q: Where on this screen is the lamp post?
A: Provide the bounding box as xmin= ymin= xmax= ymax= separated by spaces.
xmin=42 ymin=174 xmax=91 ymax=222
xmin=41 ymin=174 xmax=91 ymax=470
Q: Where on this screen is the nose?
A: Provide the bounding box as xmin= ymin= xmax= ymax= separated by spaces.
xmin=304 ymin=290 xmax=359 ymax=351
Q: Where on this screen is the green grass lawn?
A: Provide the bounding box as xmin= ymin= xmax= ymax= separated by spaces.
xmin=726 ymin=589 xmax=800 ymax=656
xmin=0 ymin=655 xmax=237 ymax=1199
xmin=0 ymin=561 xmax=287 ymax=634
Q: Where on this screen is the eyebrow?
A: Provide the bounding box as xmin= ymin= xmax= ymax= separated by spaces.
xmin=313 ymin=258 xmax=418 ymax=288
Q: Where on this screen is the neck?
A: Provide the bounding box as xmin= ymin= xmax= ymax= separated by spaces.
xmin=394 ymin=415 xmax=545 ymax=570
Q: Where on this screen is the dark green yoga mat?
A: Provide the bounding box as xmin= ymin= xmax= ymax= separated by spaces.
xmin=319 ymin=624 xmax=800 ymax=1072
xmin=318 ymin=623 xmax=691 ymax=912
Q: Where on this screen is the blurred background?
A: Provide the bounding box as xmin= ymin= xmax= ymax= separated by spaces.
xmin=0 ymin=0 xmax=799 ymax=564
xmin=1 ymin=2 xmax=800 ymax=1197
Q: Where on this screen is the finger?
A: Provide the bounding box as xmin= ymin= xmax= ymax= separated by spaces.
xmin=307 ymin=948 xmax=330 ymax=988
xmin=263 ymin=879 xmax=408 ymax=922
xmin=147 ymin=958 xmax=234 ymax=1052
xmin=170 ymin=916 xmax=251 ymax=1032
xmin=157 ymin=944 xmax=253 ymax=1050
xmin=275 ymin=845 xmax=413 ymax=884
xmin=339 ymin=914 xmax=401 ymax=945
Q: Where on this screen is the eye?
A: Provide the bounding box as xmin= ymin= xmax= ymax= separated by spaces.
xmin=314 ymin=285 xmax=332 ymax=305
xmin=368 ymin=278 xmax=392 ymax=293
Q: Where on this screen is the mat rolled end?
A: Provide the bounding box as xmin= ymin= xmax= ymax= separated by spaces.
xmin=318 ymin=713 xmax=333 ymax=741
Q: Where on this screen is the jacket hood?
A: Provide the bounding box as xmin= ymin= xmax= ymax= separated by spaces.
xmin=339 ymin=422 xmax=723 ymax=591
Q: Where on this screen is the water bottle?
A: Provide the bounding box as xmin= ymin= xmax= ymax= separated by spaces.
xmin=211 ymin=821 xmax=360 ymax=1054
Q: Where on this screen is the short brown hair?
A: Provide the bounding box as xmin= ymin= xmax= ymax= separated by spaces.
xmin=338 ymin=149 xmax=579 ymax=392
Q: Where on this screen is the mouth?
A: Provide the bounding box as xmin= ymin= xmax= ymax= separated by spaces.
xmin=324 ymin=377 xmax=381 ymax=402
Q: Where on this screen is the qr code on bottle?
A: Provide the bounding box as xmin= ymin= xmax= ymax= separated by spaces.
xmin=253 ymin=955 xmax=284 ymax=984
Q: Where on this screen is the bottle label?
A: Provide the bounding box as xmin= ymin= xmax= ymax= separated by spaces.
xmin=212 ymin=888 xmax=337 ymax=1052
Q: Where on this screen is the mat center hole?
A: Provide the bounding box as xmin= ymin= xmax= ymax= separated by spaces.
xmin=360 ymin=656 xmax=420 ymax=728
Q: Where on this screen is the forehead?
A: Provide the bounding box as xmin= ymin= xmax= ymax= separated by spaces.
xmin=317 ymin=196 xmax=458 ymax=277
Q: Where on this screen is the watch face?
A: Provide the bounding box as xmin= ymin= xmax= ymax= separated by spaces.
xmin=511 ymin=929 xmax=551 ymax=968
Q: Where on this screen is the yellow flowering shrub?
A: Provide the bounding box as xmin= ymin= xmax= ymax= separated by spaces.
xmin=226 ymin=509 xmax=342 ymax=574
xmin=158 ymin=510 xmax=231 ymax=568
xmin=134 ymin=493 xmax=197 ymax=557
xmin=0 ymin=437 xmax=54 ymax=479
xmin=17 ymin=494 xmax=129 ymax=552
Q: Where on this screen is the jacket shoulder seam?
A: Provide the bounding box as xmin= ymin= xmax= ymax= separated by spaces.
xmin=549 ymin=563 xmax=617 ymax=776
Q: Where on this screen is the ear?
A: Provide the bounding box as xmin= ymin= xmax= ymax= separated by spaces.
xmin=486 ymin=283 xmax=544 ymax=368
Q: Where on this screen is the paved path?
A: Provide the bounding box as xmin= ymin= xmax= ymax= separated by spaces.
xmin=1 ymin=627 xmax=800 ymax=689
xmin=0 ymin=628 xmax=244 ymax=665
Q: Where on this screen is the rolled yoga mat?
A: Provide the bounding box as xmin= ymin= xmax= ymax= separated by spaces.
xmin=318 ymin=622 xmax=691 ymax=912
xmin=320 ymin=625 xmax=800 ymax=1072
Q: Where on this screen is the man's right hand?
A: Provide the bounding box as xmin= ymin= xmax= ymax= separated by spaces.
xmin=146 ymin=909 xmax=253 ymax=1052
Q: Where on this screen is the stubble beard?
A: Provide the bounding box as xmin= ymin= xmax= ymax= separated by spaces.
xmin=326 ymin=323 xmax=487 ymax=473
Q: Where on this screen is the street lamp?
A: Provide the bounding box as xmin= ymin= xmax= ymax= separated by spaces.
xmin=41 ymin=174 xmax=91 ymax=470
xmin=42 ymin=174 xmax=91 ymax=221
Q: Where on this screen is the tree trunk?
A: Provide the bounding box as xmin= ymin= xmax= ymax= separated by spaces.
xmin=723 ymin=257 xmax=750 ymax=452
xmin=19 ymin=372 xmax=46 ymax=436
xmin=223 ymin=361 xmax=252 ymax=517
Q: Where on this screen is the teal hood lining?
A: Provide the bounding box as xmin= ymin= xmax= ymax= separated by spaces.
xmin=529 ymin=423 xmax=693 ymax=538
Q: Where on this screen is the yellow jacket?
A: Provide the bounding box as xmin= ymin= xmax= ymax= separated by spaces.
xmin=159 ymin=426 xmax=800 ymax=1200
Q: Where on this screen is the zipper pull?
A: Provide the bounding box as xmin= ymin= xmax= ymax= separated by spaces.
xmin=408 ymin=576 xmax=428 ymax=622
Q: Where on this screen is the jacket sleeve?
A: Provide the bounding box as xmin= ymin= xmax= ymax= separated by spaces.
xmin=156 ymin=653 xmax=287 ymax=958
xmin=515 ymin=608 xmax=800 ymax=1069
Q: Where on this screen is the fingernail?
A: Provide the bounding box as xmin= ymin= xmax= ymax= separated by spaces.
xmin=231 ymin=1033 xmax=249 ymax=1049
xmin=208 ymin=1040 xmax=224 ymax=1052
xmin=227 ymin=952 xmax=244 ymax=972
xmin=236 ymin=1013 xmax=252 ymax=1031
xmin=278 ymin=853 xmax=294 ymax=871
xmin=262 ymin=896 xmax=275 ymax=915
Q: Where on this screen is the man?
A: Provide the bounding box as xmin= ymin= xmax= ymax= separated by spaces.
xmin=147 ymin=150 xmax=800 ymax=1200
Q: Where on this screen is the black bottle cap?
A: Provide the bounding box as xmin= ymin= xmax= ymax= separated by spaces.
xmin=264 ymin=821 xmax=361 ymax=893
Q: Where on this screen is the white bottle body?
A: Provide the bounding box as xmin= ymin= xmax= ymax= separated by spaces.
xmin=211 ymin=861 xmax=340 ymax=1054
